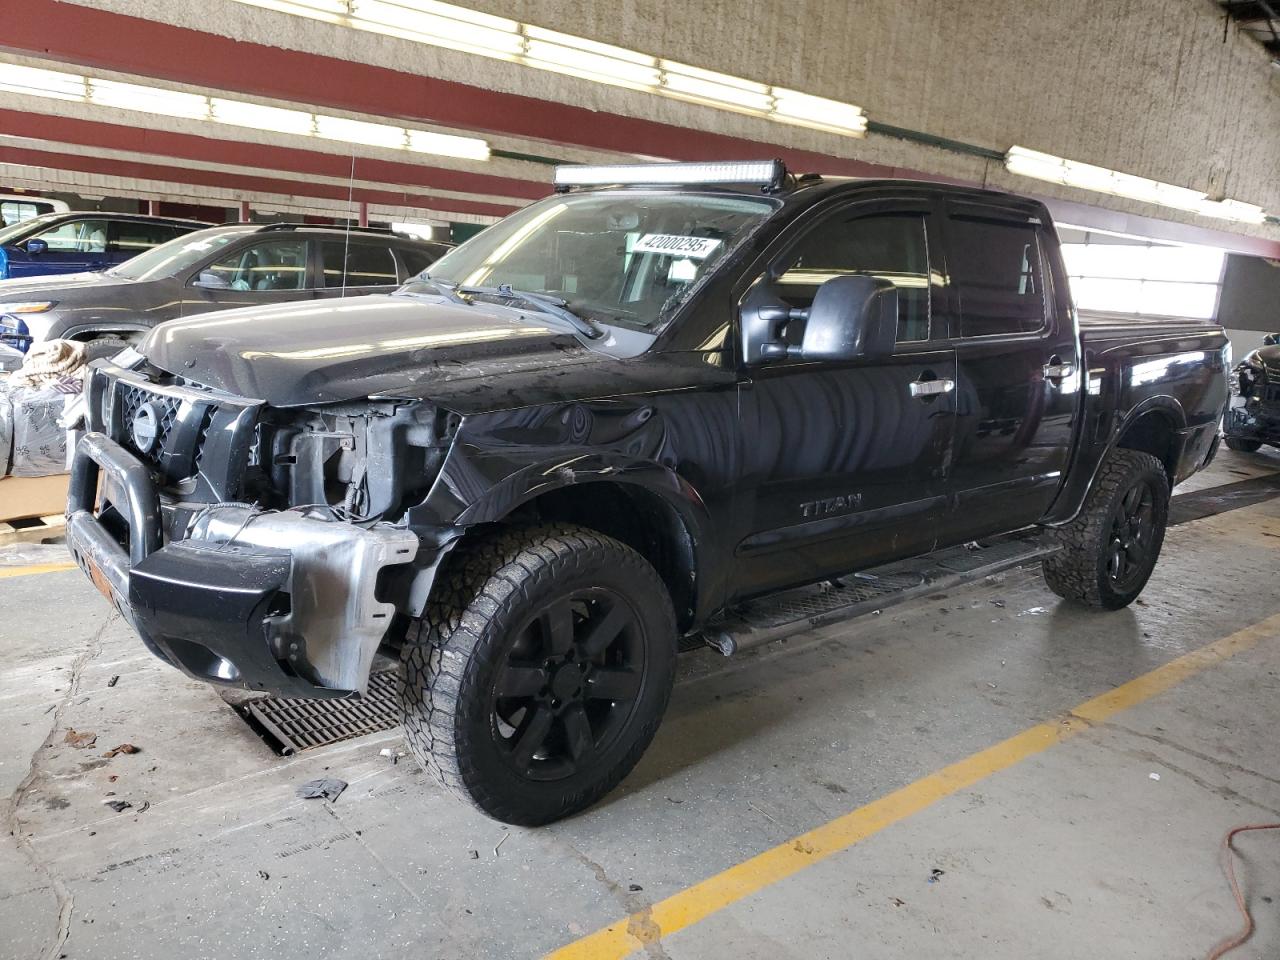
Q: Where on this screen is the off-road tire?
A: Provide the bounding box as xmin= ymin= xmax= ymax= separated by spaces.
xmin=1041 ymin=449 xmax=1170 ymax=609
xmin=399 ymin=523 xmax=677 ymax=825
xmin=1224 ymin=436 xmax=1262 ymax=453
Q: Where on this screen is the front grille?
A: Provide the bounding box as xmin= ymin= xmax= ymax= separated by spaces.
xmin=109 ymin=377 xmax=220 ymax=484
xmin=117 ymin=383 xmax=183 ymax=465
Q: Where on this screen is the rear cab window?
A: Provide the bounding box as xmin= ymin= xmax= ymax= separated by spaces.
xmin=946 ymin=212 xmax=1047 ymax=338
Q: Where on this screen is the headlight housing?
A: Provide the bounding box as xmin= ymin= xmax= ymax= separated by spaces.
xmin=0 ymin=300 xmax=57 ymax=315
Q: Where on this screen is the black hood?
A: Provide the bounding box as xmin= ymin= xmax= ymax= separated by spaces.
xmin=140 ymin=293 xmax=593 ymax=406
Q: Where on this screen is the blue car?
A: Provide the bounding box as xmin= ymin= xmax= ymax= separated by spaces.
xmin=0 ymin=211 xmax=208 ymax=280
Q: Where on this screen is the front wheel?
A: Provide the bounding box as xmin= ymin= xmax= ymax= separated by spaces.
xmin=1224 ymin=436 xmax=1263 ymax=453
xmin=1042 ymin=449 xmax=1170 ymax=609
xmin=399 ymin=524 xmax=677 ymax=825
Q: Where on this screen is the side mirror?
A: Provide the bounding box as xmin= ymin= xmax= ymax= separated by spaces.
xmin=193 ymin=270 xmax=229 ymax=289
xmin=25 ymin=238 xmax=47 ymax=256
xmin=742 ymin=275 xmax=898 ymax=364
xmin=1263 ymin=334 xmax=1279 ymax=347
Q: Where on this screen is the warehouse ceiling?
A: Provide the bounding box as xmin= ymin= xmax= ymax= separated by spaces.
xmin=2 ymin=0 xmax=1278 ymax=253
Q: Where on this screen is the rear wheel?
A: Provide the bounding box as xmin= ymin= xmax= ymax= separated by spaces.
xmin=1224 ymin=436 xmax=1262 ymax=453
xmin=1042 ymin=449 xmax=1169 ymax=609
xmin=399 ymin=524 xmax=677 ymax=825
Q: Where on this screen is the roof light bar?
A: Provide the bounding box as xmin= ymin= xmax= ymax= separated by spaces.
xmin=0 ymin=61 xmax=490 ymax=161
xmin=553 ymin=160 xmax=785 ymax=191
xmin=229 ymin=0 xmax=868 ymax=139
xmin=1005 ymin=146 xmax=1268 ymax=225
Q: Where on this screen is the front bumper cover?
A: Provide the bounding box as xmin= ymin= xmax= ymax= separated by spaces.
xmin=66 ymin=431 xmax=420 ymax=698
xmin=1224 ymin=398 xmax=1280 ymax=445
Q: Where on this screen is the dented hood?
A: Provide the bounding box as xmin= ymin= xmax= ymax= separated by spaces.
xmin=140 ymin=292 xmax=591 ymax=406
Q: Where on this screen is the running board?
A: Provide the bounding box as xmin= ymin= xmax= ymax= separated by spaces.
xmin=703 ymin=534 xmax=1055 ymax=656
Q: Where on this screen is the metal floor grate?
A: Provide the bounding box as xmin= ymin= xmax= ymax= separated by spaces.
xmin=245 ymin=668 xmax=400 ymax=754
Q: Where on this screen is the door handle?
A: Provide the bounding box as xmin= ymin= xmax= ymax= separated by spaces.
xmin=1043 ymin=358 xmax=1076 ymax=381
xmin=909 ymin=377 xmax=955 ymax=399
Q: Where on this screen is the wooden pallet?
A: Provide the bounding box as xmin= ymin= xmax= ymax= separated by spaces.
xmin=0 ymin=512 xmax=68 ymax=548
xmin=0 ymin=474 xmax=70 ymax=527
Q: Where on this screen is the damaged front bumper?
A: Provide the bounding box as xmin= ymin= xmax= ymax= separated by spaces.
xmin=66 ymin=431 xmax=421 ymax=698
xmin=1224 ymin=398 xmax=1280 ymax=445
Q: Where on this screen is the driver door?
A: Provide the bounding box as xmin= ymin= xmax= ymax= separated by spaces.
xmin=731 ymin=197 xmax=957 ymax=599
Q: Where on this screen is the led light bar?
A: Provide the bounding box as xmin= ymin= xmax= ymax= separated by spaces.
xmin=553 ymin=160 xmax=785 ymax=190
xmin=1005 ymin=146 xmax=1268 ymax=225
xmin=0 ymin=61 xmax=490 ymax=161
xmin=229 ymin=0 xmax=868 ymax=139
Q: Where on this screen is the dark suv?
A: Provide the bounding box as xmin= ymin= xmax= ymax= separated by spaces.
xmin=0 ymin=211 xmax=207 ymax=280
xmin=0 ymin=222 xmax=452 ymax=358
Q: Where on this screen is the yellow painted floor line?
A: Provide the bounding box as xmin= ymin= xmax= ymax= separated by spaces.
xmin=546 ymin=612 xmax=1280 ymax=960
xmin=0 ymin=562 xmax=77 ymax=579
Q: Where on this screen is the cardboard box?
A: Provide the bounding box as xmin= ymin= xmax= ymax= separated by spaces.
xmin=0 ymin=474 xmax=70 ymax=522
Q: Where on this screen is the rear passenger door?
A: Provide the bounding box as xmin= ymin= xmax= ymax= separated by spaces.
xmin=316 ymin=239 xmax=401 ymax=297
xmin=939 ymin=202 xmax=1079 ymax=541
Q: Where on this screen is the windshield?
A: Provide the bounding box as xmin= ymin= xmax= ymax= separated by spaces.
xmin=108 ymin=226 xmax=254 ymax=281
xmin=407 ymin=191 xmax=778 ymax=331
xmin=0 ymin=212 xmax=62 ymax=246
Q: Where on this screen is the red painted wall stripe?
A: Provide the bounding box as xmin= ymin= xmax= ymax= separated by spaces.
xmin=5 ymin=0 xmax=911 ymax=180
xmin=0 ymin=109 xmax=548 ymax=200
xmin=0 ymin=145 xmax=520 ymax=218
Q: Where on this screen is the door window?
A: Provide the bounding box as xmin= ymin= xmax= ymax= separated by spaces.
xmin=948 ymin=217 xmax=1046 ymax=337
xmin=204 ymin=240 xmax=309 ymax=291
xmin=32 ymin=219 xmax=108 ymax=253
xmin=109 ymin=222 xmax=187 ymax=255
xmin=775 ymin=212 xmax=932 ymax=343
xmin=321 ymin=241 xmax=398 ymax=287
xmin=1 ymin=201 xmax=47 ymax=226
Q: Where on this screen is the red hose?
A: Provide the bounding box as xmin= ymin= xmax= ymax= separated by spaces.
xmin=1206 ymin=822 xmax=1280 ymax=960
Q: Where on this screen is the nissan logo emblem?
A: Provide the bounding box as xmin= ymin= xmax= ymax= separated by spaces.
xmin=131 ymin=402 xmax=162 ymax=453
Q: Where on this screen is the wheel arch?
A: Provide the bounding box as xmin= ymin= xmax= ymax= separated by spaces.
xmin=454 ymin=460 xmax=712 ymax=632
xmin=1114 ymin=398 xmax=1186 ymax=484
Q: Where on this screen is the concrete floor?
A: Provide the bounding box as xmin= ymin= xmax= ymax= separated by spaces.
xmin=2 ymin=447 xmax=1279 ymax=960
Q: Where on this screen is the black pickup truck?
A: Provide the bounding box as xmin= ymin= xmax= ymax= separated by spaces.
xmin=66 ymin=161 xmax=1229 ymax=825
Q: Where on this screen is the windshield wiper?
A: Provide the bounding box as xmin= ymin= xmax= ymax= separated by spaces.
xmin=455 ymin=282 xmax=604 ymax=340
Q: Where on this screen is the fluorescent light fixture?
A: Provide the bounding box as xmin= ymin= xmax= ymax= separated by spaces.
xmin=315 ymin=114 xmax=408 ymax=149
xmin=0 ymin=63 xmax=87 ymax=101
xmin=0 ymin=59 xmax=490 ymax=160
xmin=771 ymin=88 xmax=867 ymax=134
xmin=354 ymin=0 xmax=523 ymax=55
xmin=524 ymin=39 xmax=661 ymax=87
xmin=228 ymin=0 xmax=868 ymax=138
xmin=1006 ymin=146 xmax=1269 ymax=225
xmin=210 ymin=97 xmax=316 ymax=135
xmin=1197 ymin=198 xmax=1268 ymax=224
xmin=554 ymin=160 xmax=784 ymax=189
xmin=406 ymin=127 xmax=491 ymax=159
xmin=90 ymin=78 xmax=210 ymax=119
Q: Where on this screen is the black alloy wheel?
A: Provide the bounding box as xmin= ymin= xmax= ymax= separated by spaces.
xmin=492 ymin=588 xmax=646 ymax=782
xmin=1106 ymin=479 xmax=1156 ymax=592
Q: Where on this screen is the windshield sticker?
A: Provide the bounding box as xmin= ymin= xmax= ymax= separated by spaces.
xmin=633 ymin=234 xmax=723 ymax=259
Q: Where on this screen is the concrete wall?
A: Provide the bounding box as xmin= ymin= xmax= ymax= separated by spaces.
xmin=1219 ymin=255 xmax=1280 ymax=340
xmin=52 ymin=0 xmax=1280 ymax=246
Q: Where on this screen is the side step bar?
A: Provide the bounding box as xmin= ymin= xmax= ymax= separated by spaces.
xmin=703 ymin=534 xmax=1055 ymax=656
